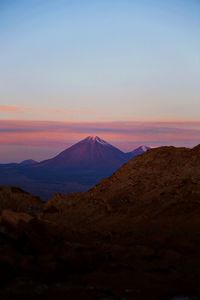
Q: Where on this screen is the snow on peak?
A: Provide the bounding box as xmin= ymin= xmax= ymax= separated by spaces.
xmin=87 ymin=136 xmax=100 ymax=141
xmin=85 ymin=136 xmax=109 ymax=145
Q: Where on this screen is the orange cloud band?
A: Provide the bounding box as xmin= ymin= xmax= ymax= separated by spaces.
xmin=0 ymin=105 xmax=24 ymax=113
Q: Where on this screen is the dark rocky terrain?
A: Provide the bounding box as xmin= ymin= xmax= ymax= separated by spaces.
xmin=0 ymin=145 xmax=200 ymax=299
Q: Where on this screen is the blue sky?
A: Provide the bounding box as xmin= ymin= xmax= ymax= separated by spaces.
xmin=0 ymin=0 xmax=200 ymax=122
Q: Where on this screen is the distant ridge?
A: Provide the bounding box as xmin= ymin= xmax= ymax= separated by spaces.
xmin=20 ymin=159 xmax=38 ymax=166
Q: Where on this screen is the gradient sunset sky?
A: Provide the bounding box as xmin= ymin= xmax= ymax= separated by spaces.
xmin=0 ymin=0 xmax=200 ymax=162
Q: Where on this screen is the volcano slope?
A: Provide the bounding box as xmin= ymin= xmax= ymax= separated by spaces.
xmin=1 ymin=145 xmax=200 ymax=299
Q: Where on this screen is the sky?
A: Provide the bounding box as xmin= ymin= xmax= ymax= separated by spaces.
xmin=0 ymin=0 xmax=200 ymax=162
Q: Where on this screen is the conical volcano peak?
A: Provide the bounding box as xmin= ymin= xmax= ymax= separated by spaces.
xmin=39 ymin=135 xmax=125 ymax=170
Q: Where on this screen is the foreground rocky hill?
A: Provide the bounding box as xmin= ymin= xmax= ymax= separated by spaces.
xmin=0 ymin=186 xmax=42 ymax=213
xmin=0 ymin=145 xmax=200 ymax=299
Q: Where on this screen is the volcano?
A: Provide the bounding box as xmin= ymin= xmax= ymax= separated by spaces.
xmin=39 ymin=136 xmax=127 ymax=170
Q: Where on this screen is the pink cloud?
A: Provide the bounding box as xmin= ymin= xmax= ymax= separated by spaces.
xmin=0 ymin=105 xmax=24 ymax=113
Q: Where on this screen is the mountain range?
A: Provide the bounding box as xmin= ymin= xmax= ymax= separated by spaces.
xmin=0 ymin=136 xmax=150 ymax=199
